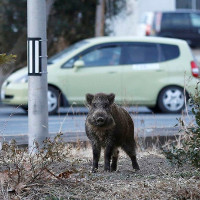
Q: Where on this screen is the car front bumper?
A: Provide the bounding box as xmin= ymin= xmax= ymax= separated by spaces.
xmin=1 ymin=82 xmax=28 ymax=106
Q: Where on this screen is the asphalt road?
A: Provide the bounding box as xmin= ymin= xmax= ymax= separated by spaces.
xmin=0 ymin=105 xmax=194 ymax=143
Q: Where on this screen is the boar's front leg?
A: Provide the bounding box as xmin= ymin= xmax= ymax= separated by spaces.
xmin=92 ymin=143 xmax=101 ymax=172
xmin=104 ymin=145 xmax=115 ymax=172
xmin=111 ymin=148 xmax=119 ymax=172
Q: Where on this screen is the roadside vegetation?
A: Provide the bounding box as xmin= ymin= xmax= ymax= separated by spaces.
xmin=0 ymin=137 xmax=200 ymax=200
xmin=163 ymin=82 xmax=200 ymax=168
xmin=0 ymin=54 xmax=16 ymax=66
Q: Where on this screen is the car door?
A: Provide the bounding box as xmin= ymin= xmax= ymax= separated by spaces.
xmin=59 ymin=43 xmax=123 ymax=104
xmin=121 ymin=42 xmax=168 ymax=105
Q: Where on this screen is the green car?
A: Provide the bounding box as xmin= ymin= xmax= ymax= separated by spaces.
xmin=1 ymin=36 xmax=199 ymax=114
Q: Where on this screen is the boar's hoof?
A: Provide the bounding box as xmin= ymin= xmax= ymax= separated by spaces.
xmin=133 ymin=162 xmax=140 ymax=171
xmin=104 ymin=166 xmax=110 ymax=172
xmin=92 ymin=168 xmax=98 ymax=173
xmin=111 ymin=164 xmax=117 ymax=172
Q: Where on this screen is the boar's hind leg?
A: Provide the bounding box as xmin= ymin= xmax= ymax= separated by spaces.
xmin=111 ymin=149 xmax=119 ymax=172
xmin=122 ymin=142 xmax=140 ymax=170
xmin=92 ymin=144 xmax=101 ymax=172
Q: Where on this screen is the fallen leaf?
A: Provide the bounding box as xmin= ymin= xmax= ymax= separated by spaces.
xmin=58 ymin=170 xmax=75 ymax=179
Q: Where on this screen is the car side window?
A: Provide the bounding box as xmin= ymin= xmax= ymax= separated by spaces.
xmin=79 ymin=46 xmax=121 ymax=67
xmin=121 ymin=43 xmax=159 ymax=64
xmin=62 ymin=45 xmax=121 ymax=68
xmin=62 ymin=58 xmax=76 ymax=68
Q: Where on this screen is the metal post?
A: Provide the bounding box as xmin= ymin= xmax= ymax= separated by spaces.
xmin=27 ymin=0 xmax=49 ymax=152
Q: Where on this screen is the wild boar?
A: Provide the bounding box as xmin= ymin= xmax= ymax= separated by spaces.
xmin=85 ymin=93 xmax=139 ymax=172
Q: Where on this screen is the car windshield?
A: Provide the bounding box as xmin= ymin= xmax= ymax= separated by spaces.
xmin=48 ymin=40 xmax=89 ymax=64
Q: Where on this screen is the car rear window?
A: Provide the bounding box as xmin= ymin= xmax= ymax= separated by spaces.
xmin=160 ymin=44 xmax=180 ymax=61
xmin=121 ymin=43 xmax=159 ymax=64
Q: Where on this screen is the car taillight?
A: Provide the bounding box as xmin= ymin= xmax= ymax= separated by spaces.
xmin=191 ymin=61 xmax=199 ymax=78
xmin=145 ymin=25 xmax=151 ymax=36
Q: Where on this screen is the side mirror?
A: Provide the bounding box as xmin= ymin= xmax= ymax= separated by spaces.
xmin=74 ymin=60 xmax=85 ymax=70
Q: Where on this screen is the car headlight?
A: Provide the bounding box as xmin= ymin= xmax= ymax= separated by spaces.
xmin=14 ymin=75 xmax=28 ymax=83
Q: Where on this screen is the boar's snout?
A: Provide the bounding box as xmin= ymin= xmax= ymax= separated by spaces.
xmin=88 ymin=110 xmax=115 ymax=128
xmin=94 ymin=111 xmax=108 ymax=127
xmin=96 ymin=116 xmax=105 ymax=125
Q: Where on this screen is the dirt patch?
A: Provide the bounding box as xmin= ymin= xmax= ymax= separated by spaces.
xmin=1 ymin=147 xmax=200 ymax=200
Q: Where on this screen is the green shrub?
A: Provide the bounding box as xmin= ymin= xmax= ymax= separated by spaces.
xmin=0 ymin=53 xmax=16 ymax=66
xmin=163 ymin=82 xmax=200 ymax=168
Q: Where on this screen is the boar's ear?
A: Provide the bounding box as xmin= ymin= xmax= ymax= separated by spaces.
xmin=108 ymin=93 xmax=115 ymax=105
xmin=86 ymin=93 xmax=94 ymax=105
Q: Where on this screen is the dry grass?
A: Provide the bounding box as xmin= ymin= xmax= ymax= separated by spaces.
xmin=0 ymin=144 xmax=199 ymax=200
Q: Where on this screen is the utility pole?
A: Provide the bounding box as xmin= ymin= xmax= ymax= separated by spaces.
xmin=95 ymin=0 xmax=105 ymax=37
xmin=27 ymin=0 xmax=49 ymax=152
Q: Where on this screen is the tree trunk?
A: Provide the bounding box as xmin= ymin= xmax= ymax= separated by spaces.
xmin=95 ymin=0 xmax=105 ymax=37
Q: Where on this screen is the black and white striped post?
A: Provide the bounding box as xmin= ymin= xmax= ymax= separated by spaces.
xmin=27 ymin=38 xmax=42 ymax=76
xmin=27 ymin=0 xmax=49 ymax=152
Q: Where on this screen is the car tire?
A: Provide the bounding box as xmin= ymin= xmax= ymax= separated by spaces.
xmin=48 ymin=86 xmax=59 ymax=115
xmin=157 ymin=86 xmax=186 ymax=114
xmin=21 ymin=106 xmax=28 ymax=113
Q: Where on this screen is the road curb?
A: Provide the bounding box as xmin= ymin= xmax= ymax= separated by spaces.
xmin=0 ymin=127 xmax=180 ymax=148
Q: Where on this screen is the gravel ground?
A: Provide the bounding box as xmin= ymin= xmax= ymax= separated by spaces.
xmin=2 ymin=146 xmax=199 ymax=200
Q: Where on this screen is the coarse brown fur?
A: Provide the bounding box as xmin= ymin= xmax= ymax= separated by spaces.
xmin=85 ymin=93 xmax=139 ymax=172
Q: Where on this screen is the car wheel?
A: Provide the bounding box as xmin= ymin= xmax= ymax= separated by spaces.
xmin=158 ymin=86 xmax=185 ymax=113
xmin=48 ymin=86 xmax=59 ymax=115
